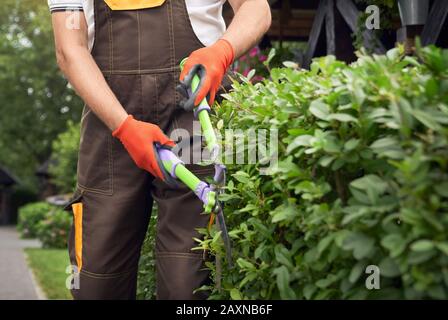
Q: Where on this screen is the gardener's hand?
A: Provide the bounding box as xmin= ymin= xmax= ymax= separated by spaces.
xmin=113 ymin=115 xmax=175 ymax=180
xmin=179 ymin=39 xmax=234 ymax=109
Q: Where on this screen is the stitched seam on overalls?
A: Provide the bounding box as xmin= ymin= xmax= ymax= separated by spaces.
xmin=100 ymin=66 xmax=181 ymax=75
xmin=137 ymin=11 xmax=141 ymax=72
xmin=77 ymin=184 xmax=112 ymax=196
xmin=138 ymin=72 xmax=143 ymax=116
xmin=107 ymin=6 xmax=114 ymax=72
xmin=154 ymin=74 xmax=159 ymax=124
xmin=76 ymin=112 xmax=114 ymax=196
xmin=167 ymin=0 xmax=175 ymax=70
xmin=155 ymin=252 xmax=205 ymax=259
xmin=80 ymin=267 xmax=137 ymax=279
xmin=80 ymin=107 xmax=92 ymax=123
xmin=108 ymin=133 xmax=113 ymax=194
xmin=167 ymin=0 xmax=179 ymax=132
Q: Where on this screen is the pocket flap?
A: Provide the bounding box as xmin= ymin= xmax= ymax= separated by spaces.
xmin=63 ymin=189 xmax=83 ymax=212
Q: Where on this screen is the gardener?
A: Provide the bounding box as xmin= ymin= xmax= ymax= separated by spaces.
xmin=49 ymin=0 xmax=271 ymax=299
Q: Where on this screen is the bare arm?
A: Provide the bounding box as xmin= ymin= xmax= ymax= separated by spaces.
xmin=224 ymin=0 xmax=272 ymax=58
xmin=51 ymin=11 xmax=127 ymax=131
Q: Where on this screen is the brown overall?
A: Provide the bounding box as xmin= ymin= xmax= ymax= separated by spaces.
xmin=66 ymin=0 xmax=215 ymax=300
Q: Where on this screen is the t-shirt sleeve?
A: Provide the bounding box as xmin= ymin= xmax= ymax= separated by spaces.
xmin=48 ymin=0 xmax=83 ymax=12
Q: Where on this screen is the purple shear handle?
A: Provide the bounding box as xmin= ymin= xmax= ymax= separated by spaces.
xmin=195 ymin=181 xmax=212 ymax=205
xmin=157 ymin=148 xmax=184 ymax=178
xmin=194 ymin=104 xmax=211 ymax=118
xmin=213 ymin=164 xmax=226 ymax=185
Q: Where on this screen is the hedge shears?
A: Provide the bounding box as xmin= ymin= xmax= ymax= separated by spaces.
xmin=153 ymin=59 xmax=232 ymax=266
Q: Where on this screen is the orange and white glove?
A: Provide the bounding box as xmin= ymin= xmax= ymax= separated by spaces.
xmin=179 ymin=39 xmax=234 ymax=109
xmin=112 ymin=115 xmax=175 ymax=180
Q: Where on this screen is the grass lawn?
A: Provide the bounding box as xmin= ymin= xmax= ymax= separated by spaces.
xmin=25 ymin=248 xmax=72 ymax=300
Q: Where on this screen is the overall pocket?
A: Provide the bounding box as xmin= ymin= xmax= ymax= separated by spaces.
xmin=77 ymin=106 xmax=114 ymax=195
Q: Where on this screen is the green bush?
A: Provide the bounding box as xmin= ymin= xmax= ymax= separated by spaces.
xmin=49 ymin=120 xmax=80 ymax=193
xmin=196 ymin=45 xmax=448 ymax=299
xmin=17 ymin=202 xmax=54 ymax=238
xmin=137 ymin=212 xmax=157 ymax=300
xmin=17 ymin=201 xmax=71 ymax=249
xmin=36 ymin=207 xmax=72 ymax=249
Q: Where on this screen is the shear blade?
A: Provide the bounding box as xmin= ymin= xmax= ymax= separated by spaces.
xmin=215 ymin=206 xmax=232 ymax=267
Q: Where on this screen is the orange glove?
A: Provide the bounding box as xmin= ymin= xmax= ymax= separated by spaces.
xmin=179 ymin=39 xmax=234 ymax=109
xmin=112 ymin=115 xmax=175 ymax=180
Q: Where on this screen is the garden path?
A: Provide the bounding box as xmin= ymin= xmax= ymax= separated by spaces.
xmin=0 ymin=226 xmax=43 ymax=299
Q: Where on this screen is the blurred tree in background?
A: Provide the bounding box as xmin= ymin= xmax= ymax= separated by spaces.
xmin=49 ymin=121 xmax=80 ymax=193
xmin=0 ymin=0 xmax=82 ymax=191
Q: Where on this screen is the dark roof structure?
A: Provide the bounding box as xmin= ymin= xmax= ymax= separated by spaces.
xmin=0 ymin=167 xmax=17 ymax=186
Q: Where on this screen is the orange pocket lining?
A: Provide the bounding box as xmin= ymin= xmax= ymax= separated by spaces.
xmin=104 ymin=0 xmax=166 ymax=10
xmin=72 ymin=203 xmax=83 ymax=271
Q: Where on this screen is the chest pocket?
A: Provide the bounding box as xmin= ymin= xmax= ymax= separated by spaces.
xmin=104 ymin=0 xmax=166 ymax=10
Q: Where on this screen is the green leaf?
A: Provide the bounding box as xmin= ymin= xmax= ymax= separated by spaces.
xmin=349 ymin=261 xmax=366 ymax=283
xmin=350 ymin=174 xmax=388 ymax=204
xmin=379 ymin=257 xmax=400 ymax=277
xmin=216 ymin=119 xmax=224 ymax=130
xmin=341 ymin=206 xmax=370 ymax=225
xmin=370 ymin=136 xmax=398 ymax=149
xmin=230 ymin=288 xmax=243 ymax=300
xmin=232 ymin=171 xmax=251 ymax=184
xmin=236 ymin=258 xmax=256 ymax=270
xmin=381 ymin=234 xmax=407 ymax=257
xmin=316 ymin=274 xmax=339 ymax=289
xmin=408 ymin=250 xmax=437 ymax=265
xmin=264 ymin=48 xmax=276 ymax=66
xmin=317 ymin=234 xmax=335 ymax=256
xmin=434 ymin=182 xmax=448 ymax=198
xmin=436 ymin=242 xmax=448 ymax=256
xmin=287 ymin=135 xmax=313 ymax=153
xmin=411 ymin=240 xmax=434 ymax=252
xmin=344 ymin=138 xmax=360 ymax=151
xmin=239 ymin=272 xmax=257 ymax=289
xmin=327 ymin=113 xmax=358 ymax=123
xmin=283 ymin=61 xmax=299 ymax=69
xmin=412 ymin=109 xmax=441 ymax=131
xmin=309 ymin=100 xmax=330 ymax=120
xmin=273 ymin=266 xmax=297 ymax=299
xmin=271 ymin=203 xmax=298 ymax=223
xmin=275 ymin=244 xmax=294 ymax=268
xmin=318 ymin=155 xmax=335 ymax=167
xmin=370 ymin=136 xmax=404 ymax=159
xmin=246 ymin=69 xmax=256 ymax=81
xmin=342 ymin=232 xmax=375 ymax=260
xmin=303 ymin=284 xmax=317 ymax=300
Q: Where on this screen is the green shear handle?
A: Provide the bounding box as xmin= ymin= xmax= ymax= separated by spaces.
xmin=153 ymin=59 xmax=232 ymax=266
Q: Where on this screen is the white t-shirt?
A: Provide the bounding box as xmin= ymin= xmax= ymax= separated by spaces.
xmin=48 ymin=0 xmax=227 ymax=50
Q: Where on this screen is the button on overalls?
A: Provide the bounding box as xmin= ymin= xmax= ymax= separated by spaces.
xmin=67 ymin=0 xmax=215 ymax=300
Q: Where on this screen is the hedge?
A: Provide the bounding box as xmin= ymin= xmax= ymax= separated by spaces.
xmin=17 ymin=202 xmax=53 ymax=238
xmin=49 ymin=120 xmax=80 ymax=193
xmin=36 ymin=206 xmax=71 ymax=249
xmin=192 ymin=45 xmax=448 ymax=299
xmin=17 ymin=201 xmax=71 ymax=248
xmin=137 ymin=211 xmax=157 ymax=300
